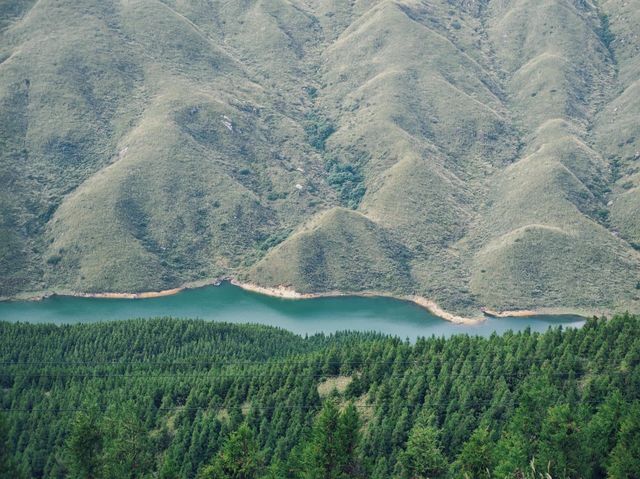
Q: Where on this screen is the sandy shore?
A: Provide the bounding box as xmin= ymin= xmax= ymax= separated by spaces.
xmin=482 ymin=308 xmax=539 ymax=318
xmin=70 ymin=287 xmax=186 ymax=300
xmin=482 ymin=306 xmax=595 ymax=319
xmin=12 ymin=278 xmax=224 ymax=302
xmin=229 ymin=280 xmax=484 ymax=325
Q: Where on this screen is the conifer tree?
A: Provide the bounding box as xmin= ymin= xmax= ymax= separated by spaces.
xmin=399 ymin=422 xmax=447 ymax=479
xmin=303 ymin=400 xmax=362 ymax=479
xmin=101 ymin=409 xmax=155 ymax=479
xmin=536 ymin=404 xmax=585 ymax=478
xmin=64 ymin=411 xmax=103 ymax=479
xmin=607 ymin=402 xmax=640 ymax=478
xmin=198 ymin=423 xmax=262 ymax=479
xmin=452 ymin=426 xmax=495 ymax=479
xmin=0 ymin=415 xmax=23 ymax=479
xmin=337 ymin=403 xmax=362 ymax=477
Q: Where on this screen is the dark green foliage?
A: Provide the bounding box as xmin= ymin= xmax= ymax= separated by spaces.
xmin=100 ymin=408 xmax=155 ymax=478
xmin=64 ymin=406 xmax=154 ymax=479
xmin=337 ymin=403 xmax=362 ymax=477
xmin=266 ymin=192 xmax=288 ymax=201
xmin=65 ymin=410 xmax=103 ymax=479
xmin=607 ymin=402 xmax=640 ymax=478
xmin=324 ymin=157 xmax=366 ymax=209
xmin=303 ymin=86 xmax=318 ymax=99
xmin=399 ymin=422 xmax=447 ymax=479
xmin=304 ymin=113 xmax=335 ymax=151
xmin=536 ymin=404 xmax=585 ymax=478
xmin=259 ymin=229 xmax=290 ymax=251
xmin=302 ymin=400 xmax=362 ymax=479
xmin=197 ymin=424 xmax=262 ymax=479
xmin=452 ymin=426 xmax=495 ymax=479
xmin=0 ymin=415 xmax=23 ymax=479
xmin=1 ymin=314 xmax=639 ymax=478
xmin=598 ymin=13 xmax=615 ymax=52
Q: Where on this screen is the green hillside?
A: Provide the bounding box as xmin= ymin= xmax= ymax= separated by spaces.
xmin=1 ymin=314 xmax=639 ymax=478
xmin=248 ymin=207 xmax=413 ymax=293
xmin=0 ymin=0 xmax=638 ymax=316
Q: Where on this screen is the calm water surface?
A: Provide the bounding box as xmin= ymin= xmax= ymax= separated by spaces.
xmin=0 ymin=283 xmax=585 ymax=338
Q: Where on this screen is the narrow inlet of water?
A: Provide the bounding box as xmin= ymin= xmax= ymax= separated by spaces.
xmin=0 ymin=282 xmax=586 ymax=339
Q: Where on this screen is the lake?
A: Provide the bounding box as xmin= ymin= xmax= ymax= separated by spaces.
xmin=0 ymin=282 xmax=586 ymax=338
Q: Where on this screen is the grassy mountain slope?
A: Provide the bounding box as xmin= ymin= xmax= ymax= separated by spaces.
xmin=0 ymin=0 xmax=638 ymax=316
xmin=249 ymin=207 xmax=412 ymax=293
xmin=465 ymin=0 xmax=639 ymax=312
xmin=594 ymin=0 xmax=640 ymax=250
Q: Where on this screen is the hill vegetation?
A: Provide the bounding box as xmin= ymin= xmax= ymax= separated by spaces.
xmin=1 ymin=314 xmax=639 ymax=478
xmin=0 ymin=0 xmax=638 ymax=316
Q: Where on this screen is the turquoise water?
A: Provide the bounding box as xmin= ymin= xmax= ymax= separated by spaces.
xmin=0 ymin=282 xmax=585 ymax=338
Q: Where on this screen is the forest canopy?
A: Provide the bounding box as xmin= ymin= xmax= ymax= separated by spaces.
xmin=1 ymin=314 xmax=639 ymax=478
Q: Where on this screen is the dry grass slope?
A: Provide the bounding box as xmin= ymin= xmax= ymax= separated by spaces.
xmin=0 ymin=0 xmax=638 ymax=316
xmin=248 ymin=207 xmax=413 ymax=294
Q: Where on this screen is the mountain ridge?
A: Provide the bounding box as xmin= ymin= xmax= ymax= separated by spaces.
xmin=0 ymin=0 xmax=638 ymax=316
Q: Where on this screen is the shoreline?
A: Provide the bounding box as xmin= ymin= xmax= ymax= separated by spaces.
xmin=69 ymin=287 xmax=186 ymax=300
xmin=482 ymin=308 xmax=540 ymax=318
xmin=3 ymin=279 xmax=224 ymax=303
xmin=2 ymin=279 xmax=593 ymax=325
xmin=228 ymin=280 xmax=484 ymax=325
xmin=227 ymin=281 xmax=595 ymax=322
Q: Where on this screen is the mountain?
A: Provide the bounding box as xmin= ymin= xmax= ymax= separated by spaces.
xmin=1 ymin=0 xmax=638 ymax=317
